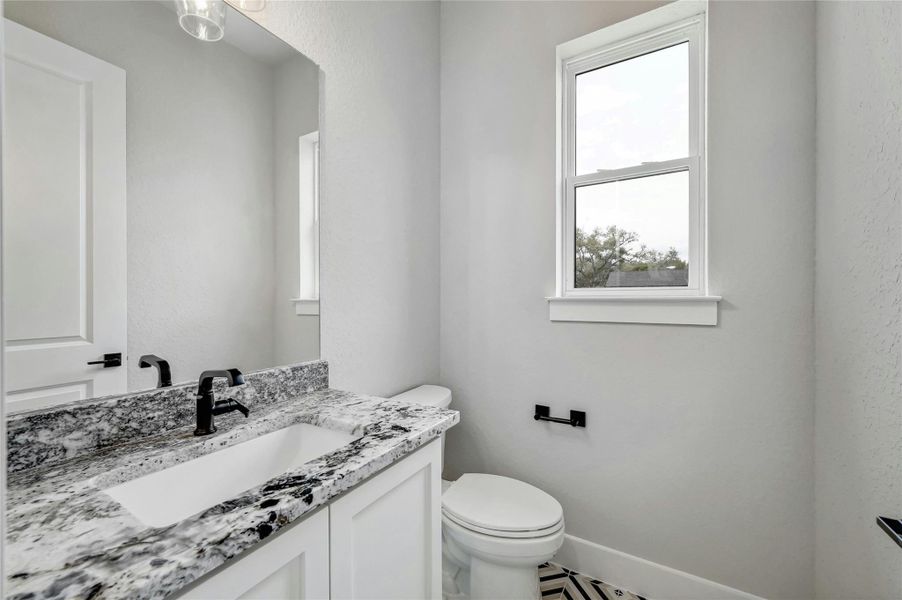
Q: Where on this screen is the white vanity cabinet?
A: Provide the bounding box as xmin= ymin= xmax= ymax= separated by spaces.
xmin=178 ymin=507 xmax=330 ymax=600
xmin=330 ymin=438 xmax=442 ymax=599
xmin=175 ymin=440 xmax=442 ymax=600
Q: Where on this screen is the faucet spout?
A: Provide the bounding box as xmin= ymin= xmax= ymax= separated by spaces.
xmin=139 ymin=354 xmax=172 ymax=388
xmin=197 ymin=369 xmax=244 ymax=393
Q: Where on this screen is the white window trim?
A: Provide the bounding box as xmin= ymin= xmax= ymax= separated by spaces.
xmin=550 ymin=0 xmax=720 ymax=325
xmin=292 ymin=298 xmax=320 ymax=316
xmin=294 ymin=130 xmax=320 ymax=317
xmin=547 ymin=294 xmax=719 ymax=326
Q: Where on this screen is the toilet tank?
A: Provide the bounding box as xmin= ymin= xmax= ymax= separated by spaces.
xmin=390 ymin=385 xmax=452 ymax=475
xmin=390 ymin=384 xmax=452 ymax=409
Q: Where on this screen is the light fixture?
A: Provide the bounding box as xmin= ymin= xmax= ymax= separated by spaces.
xmin=174 ymin=0 xmax=226 ymax=42
xmin=235 ymin=0 xmax=266 ymax=11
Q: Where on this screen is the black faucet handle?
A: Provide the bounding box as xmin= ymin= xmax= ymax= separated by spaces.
xmin=213 ymin=398 xmax=250 ymax=418
xmin=230 ymin=399 xmax=250 ymax=417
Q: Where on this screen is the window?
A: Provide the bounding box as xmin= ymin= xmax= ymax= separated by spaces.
xmin=550 ymin=2 xmax=719 ymax=325
xmin=294 ymin=131 xmax=319 ymax=316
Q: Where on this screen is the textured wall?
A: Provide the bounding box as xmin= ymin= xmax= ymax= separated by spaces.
xmin=439 ymin=2 xmax=816 ymax=597
xmin=5 ymin=1 xmax=281 ymax=389
xmin=814 ymin=3 xmax=902 ymax=598
xmin=240 ymin=1 xmax=441 ymax=395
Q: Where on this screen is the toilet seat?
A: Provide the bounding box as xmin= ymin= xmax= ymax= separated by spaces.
xmin=442 ymin=508 xmax=564 ymax=539
xmin=441 ymin=474 xmax=564 ymax=539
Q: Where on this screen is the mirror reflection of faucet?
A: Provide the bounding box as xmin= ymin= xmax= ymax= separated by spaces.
xmin=138 ymin=354 xmax=172 ymax=388
xmin=193 ymin=369 xmax=249 ymax=436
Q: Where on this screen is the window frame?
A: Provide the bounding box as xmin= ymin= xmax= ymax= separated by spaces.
xmin=558 ymin=13 xmax=707 ymax=299
xmin=293 ymin=130 xmax=320 ymax=316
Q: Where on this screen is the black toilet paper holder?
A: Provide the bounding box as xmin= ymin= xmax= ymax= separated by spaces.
xmin=534 ymin=404 xmax=586 ymax=428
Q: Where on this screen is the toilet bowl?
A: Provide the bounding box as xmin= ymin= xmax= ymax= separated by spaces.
xmin=441 ymin=473 xmax=565 ymax=600
xmin=390 ymin=386 xmax=565 ymax=600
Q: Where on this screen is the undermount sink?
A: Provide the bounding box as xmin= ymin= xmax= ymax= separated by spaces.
xmin=104 ymin=423 xmax=359 ymax=527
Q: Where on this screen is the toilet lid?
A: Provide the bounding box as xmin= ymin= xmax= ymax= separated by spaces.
xmin=441 ymin=474 xmax=563 ymax=534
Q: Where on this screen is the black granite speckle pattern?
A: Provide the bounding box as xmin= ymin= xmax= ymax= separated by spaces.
xmin=6 ymin=369 xmax=458 ymax=600
xmin=7 ymin=360 xmax=329 ymax=473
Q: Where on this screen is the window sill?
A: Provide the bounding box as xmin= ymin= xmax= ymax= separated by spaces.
xmin=292 ymin=298 xmax=320 ymax=316
xmin=547 ymin=295 xmax=721 ymax=326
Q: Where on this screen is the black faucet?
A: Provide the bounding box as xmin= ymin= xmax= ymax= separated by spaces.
xmin=194 ymin=369 xmax=249 ymax=436
xmin=139 ymin=354 xmax=172 ymax=388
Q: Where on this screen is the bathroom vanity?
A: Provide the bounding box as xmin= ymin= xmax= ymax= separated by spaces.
xmin=6 ymin=361 xmax=458 ymax=599
xmin=178 ymin=438 xmax=443 ymax=600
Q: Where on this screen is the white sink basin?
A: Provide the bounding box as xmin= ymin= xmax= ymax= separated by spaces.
xmin=104 ymin=423 xmax=359 ymax=527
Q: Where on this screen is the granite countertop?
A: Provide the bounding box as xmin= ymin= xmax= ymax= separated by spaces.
xmin=6 ymin=377 xmax=458 ymax=600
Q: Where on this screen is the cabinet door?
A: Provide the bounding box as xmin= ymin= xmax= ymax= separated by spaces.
xmin=177 ymin=506 xmax=329 ymax=600
xmin=329 ymin=440 xmax=442 ymax=600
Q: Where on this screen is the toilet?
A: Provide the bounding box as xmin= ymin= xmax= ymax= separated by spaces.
xmin=391 ymin=385 xmax=565 ymax=600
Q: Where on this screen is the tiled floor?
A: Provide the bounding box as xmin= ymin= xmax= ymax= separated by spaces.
xmin=539 ymin=562 xmax=647 ymax=600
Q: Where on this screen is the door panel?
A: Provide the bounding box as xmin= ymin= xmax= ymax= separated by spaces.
xmin=3 ymin=19 xmax=126 ymax=412
xmin=5 ymin=381 xmax=90 ymax=412
xmin=238 ymin=556 xmax=304 ymax=600
xmin=330 ymin=440 xmax=442 ymax=600
xmin=176 ymin=507 xmax=329 ymax=600
xmin=5 ymin=56 xmax=85 ymax=342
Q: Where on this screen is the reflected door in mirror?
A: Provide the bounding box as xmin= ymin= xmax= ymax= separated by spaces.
xmin=3 ymin=19 xmax=127 ymax=413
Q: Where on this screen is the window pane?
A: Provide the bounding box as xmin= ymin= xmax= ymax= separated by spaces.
xmin=575 ymin=42 xmax=689 ymax=174
xmin=575 ymin=171 xmax=688 ymax=288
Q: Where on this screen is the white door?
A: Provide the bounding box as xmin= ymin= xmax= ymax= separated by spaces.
xmin=176 ymin=507 xmax=330 ymax=600
xmin=2 ymin=19 xmax=126 ymax=413
xmin=330 ymin=440 xmax=442 ymax=600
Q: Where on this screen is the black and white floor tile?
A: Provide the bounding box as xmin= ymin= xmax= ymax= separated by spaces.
xmin=539 ymin=562 xmax=647 ymax=600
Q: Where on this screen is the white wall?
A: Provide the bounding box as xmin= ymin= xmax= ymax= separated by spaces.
xmin=5 ymin=1 xmax=279 ymax=388
xmin=240 ymin=1 xmax=441 ymax=394
xmin=814 ymin=2 xmax=902 ymax=598
xmin=272 ymin=55 xmax=320 ymax=366
xmin=439 ymin=2 xmax=816 ymax=598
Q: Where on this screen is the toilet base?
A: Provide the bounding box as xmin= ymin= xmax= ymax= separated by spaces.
xmin=442 ymin=558 xmax=539 ymax=600
xmin=442 ymin=551 xmax=468 ymax=600
xmin=469 ymin=556 xmax=540 ymax=600
xmin=442 ymin=520 xmax=559 ymax=600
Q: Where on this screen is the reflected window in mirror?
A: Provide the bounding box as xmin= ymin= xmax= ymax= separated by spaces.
xmin=295 ymin=131 xmax=320 ymax=316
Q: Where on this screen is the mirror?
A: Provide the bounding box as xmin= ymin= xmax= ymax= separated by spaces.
xmin=2 ymin=0 xmax=321 ymax=412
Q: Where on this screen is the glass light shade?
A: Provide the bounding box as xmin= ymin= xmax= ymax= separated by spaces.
xmin=235 ymin=0 xmax=266 ymax=11
xmin=174 ymin=0 xmax=226 ymax=42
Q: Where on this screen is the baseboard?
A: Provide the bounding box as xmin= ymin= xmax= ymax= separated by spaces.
xmin=554 ymin=534 xmax=766 ymax=600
